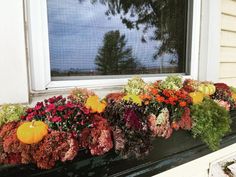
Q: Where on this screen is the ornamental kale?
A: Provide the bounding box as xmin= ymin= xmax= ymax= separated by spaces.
xmin=123 ymin=76 xmax=147 ymax=95
xmin=159 ymin=75 xmax=183 ymax=91
xmin=105 ymin=101 xmax=151 ymax=159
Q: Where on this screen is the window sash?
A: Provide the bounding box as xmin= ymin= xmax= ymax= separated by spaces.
xmin=26 ymin=0 xmax=201 ymax=92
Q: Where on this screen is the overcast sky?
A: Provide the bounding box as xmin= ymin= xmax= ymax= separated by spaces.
xmin=47 ymin=0 xmax=177 ymax=71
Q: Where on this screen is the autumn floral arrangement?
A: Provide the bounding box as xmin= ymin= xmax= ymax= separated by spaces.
xmin=0 ymin=76 xmax=236 ymax=169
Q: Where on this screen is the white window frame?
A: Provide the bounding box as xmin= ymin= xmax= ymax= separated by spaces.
xmin=25 ymin=0 xmax=214 ymax=92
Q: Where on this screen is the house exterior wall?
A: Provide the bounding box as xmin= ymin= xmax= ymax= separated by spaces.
xmin=220 ymin=0 xmax=236 ymax=86
xmin=0 ymin=0 xmax=29 ymax=104
xmin=2 ymin=0 xmax=235 ymax=104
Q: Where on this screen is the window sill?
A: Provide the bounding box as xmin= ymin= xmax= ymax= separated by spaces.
xmin=29 ymin=86 xmax=122 ymax=106
xmin=1 ymin=111 xmax=236 ymax=177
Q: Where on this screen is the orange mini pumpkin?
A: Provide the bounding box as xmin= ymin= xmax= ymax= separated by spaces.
xmin=17 ymin=120 xmax=48 ymax=144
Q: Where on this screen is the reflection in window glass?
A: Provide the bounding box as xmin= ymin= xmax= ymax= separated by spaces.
xmin=47 ymin=0 xmax=189 ymax=79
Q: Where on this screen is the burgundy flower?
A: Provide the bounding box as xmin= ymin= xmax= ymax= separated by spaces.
xmin=71 ymin=131 xmax=78 ymax=138
xmin=214 ymin=83 xmax=230 ymax=91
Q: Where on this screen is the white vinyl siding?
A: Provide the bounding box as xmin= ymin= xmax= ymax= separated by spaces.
xmin=220 ymin=0 xmax=236 ymax=86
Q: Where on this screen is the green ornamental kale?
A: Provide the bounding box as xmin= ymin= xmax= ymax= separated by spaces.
xmin=0 ymin=104 xmax=26 ymax=126
xmin=123 ymin=76 xmax=147 ymax=95
xmin=191 ymin=99 xmax=231 ymax=151
xmin=159 ymin=75 xmax=183 ymax=90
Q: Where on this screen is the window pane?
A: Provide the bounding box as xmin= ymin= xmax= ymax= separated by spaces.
xmin=47 ymin=0 xmax=189 ymax=80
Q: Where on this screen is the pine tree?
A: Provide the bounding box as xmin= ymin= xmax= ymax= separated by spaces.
xmin=95 ymin=30 xmax=139 ymax=75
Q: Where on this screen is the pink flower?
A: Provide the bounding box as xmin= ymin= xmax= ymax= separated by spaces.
xmin=56 ymin=95 xmax=63 ymax=101
xmin=45 ymin=104 xmax=56 ymax=112
xmin=64 ymin=115 xmax=69 ymax=119
xmin=57 ymin=105 xmax=65 ymax=111
xmin=34 ymin=102 xmax=43 ymax=111
xmin=214 ymin=100 xmax=230 ymax=111
xmin=113 ymin=126 xmax=125 ymax=151
xmin=26 ymin=108 xmax=34 ymax=113
xmin=147 ymin=114 xmax=158 ymax=137
xmin=81 ymin=107 xmax=90 ymax=115
xmin=26 ymin=112 xmax=35 ymax=121
xmin=66 ymin=102 xmax=75 ymax=108
xmin=67 ymin=110 xmax=74 ymax=116
xmin=51 ymin=116 xmax=62 ymax=123
xmin=48 ymin=97 xmax=56 ymax=104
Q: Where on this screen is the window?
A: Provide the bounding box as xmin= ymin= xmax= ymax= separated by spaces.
xmin=47 ymin=0 xmax=189 ymax=80
xmin=27 ymin=0 xmax=201 ymax=91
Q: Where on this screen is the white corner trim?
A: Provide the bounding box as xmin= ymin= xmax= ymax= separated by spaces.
xmin=190 ymin=0 xmax=201 ymax=80
xmin=26 ymin=0 xmax=51 ymax=91
xmin=198 ymin=0 xmax=221 ymax=82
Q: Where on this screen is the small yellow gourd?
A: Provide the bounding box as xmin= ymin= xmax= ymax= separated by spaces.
xmin=16 ymin=120 xmax=48 ymax=144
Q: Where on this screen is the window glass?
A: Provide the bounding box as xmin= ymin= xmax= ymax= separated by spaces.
xmin=47 ymin=0 xmax=189 ymax=80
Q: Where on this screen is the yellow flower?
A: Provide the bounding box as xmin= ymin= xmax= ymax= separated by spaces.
xmin=97 ymin=101 xmax=107 ymax=113
xmin=123 ymin=94 xmax=142 ymax=106
xmin=85 ymin=96 xmax=107 ymax=113
xmin=189 ymin=92 xmax=204 ymax=104
xmin=232 ymin=93 xmax=236 ymax=101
